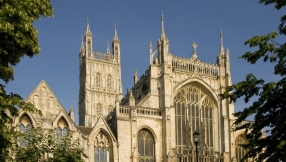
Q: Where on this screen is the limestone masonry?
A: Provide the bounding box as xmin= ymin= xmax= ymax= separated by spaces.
xmin=14 ymin=15 xmax=249 ymax=162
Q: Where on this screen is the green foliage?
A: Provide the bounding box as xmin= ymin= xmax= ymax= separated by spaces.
xmin=13 ymin=125 xmax=53 ymax=162
xmin=12 ymin=125 xmax=84 ymax=162
xmin=220 ymin=1 xmax=286 ymax=161
xmin=0 ymin=0 xmax=53 ymax=160
xmin=50 ymin=134 xmax=84 ymax=162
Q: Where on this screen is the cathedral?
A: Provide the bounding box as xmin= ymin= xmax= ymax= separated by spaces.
xmin=14 ymin=15 xmax=250 ymax=162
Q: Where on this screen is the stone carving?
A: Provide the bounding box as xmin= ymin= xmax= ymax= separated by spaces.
xmin=94 ymin=132 xmax=111 ymax=149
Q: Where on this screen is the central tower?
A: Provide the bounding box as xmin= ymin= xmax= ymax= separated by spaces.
xmin=78 ymin=21 xmax=123 ymax=127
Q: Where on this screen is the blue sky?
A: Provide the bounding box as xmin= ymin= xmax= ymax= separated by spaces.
xmin=5 ymin=1 xmax=285 ymax=125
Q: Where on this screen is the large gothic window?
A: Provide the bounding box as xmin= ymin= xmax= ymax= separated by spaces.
xmin=107 ymin=75 xmax=113 ymax=89
xmin=57 ymin=117 xmax=68 ymax=142
xmin=94 ymin=132 xmax=112 ymax=162
xmin=174 ymin=84 xmax=214 ymax=154
xmin=96 ymin=73 xmax=101 ymax=87
xmin=235 ymin=135 xmax=251 ymax=162
xmin=19 ymin=115 xmax=33 ymax=147
xmin=138 ymin=129 xmax=155 ymax=162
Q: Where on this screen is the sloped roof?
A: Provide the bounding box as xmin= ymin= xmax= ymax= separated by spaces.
xmin=77 ymin=126 xmax=93 ymax=135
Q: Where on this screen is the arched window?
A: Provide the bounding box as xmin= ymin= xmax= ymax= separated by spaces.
xmin=174 ymin=84 xmax=214 ymax=154
xmin=138 ymin=129 xmax=155 ymax=162
xmin=94 ymin=132 xmax=112 ymax=162
xmin=236 ymin=135 xmax=251 ymax=162
xmin=57 ymin=117 xmax=68 ymax=142
xmin=96 ymin=73 xmax=101 ymax=87
xmin=97 ymin=104 xmax=102 ymax=115
xmin=107 ymin=75 xmax=113 ymax=89
xmin=19 ymin=115 xmax=33 ymax=147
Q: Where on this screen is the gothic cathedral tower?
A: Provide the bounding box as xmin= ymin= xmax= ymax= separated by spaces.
xmin=79 ymin=21 xmax=123 ymax=127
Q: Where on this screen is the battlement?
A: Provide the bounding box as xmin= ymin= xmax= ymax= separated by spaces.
xmin=172 ymin=54 xmax=219 ymax=77
xmin=91 ymin=51 xmax=116 ymax=62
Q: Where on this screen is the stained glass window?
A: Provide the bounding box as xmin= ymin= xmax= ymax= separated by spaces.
xmin=138 ymin=129 xmax=154 ymax=162
xmin=57 ymin=118 xmax=68 ymax=143
xmin=94 ymin=132 xmax=112 ymax=162
xmin=174 ymin=84 xmax=214 ymax=153
xmin=19 ymin=115 xmax=33 ymax=147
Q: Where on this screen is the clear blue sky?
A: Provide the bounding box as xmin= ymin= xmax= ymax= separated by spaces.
xmin=5 ymin=1 xmax=285 ymax=125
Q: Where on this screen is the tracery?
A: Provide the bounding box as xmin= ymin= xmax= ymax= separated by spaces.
xmin=174 ymin=84 xmax=214 ymax=154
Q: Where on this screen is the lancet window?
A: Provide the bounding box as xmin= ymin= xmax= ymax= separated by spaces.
xmin=97 ymin=103 xmax=102 ymax=115
xmin=57 ymin=117 xmax=68 ymax=141
xmin=87 ymin=40 xmax=91 ymax=57
xmin=138 ymin=129 xmax=155 ymax=162
xmin=19 ymin=115 xmax=33 ymax=147
xmin=107 ymin=75 xmax=113 ymax=89
xmin=96 ymin=73 xmax=102 ymax=87
xmin=174 ymin=84 xmax=214 ymax=154
xmin=94 ymin=132 xmax=112 ymax=162
xmin=235 ymin=135 xmax=251 ymax=162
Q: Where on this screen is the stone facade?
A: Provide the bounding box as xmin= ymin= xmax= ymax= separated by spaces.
xmin=13 ymin=15 xmax=249 ymax=162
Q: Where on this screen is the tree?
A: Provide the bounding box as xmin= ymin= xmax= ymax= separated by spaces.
xmin=0 ymin=0 xmax=53 ymax=160
xmin=12 ymin=124 xmax=84 ymax=162
xmin=49 ymin=133 xmax=84 ymax=162
xmin=13 ymin=125 xmax=53 ymax=162
xmin=220 ymin=1 xmax=286 ymax=161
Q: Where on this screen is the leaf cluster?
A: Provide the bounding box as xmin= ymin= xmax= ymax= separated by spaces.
xmin=11 ymin=125 xmax=84 ymax=162
xmin=220 ymin=1 xmax=286 ymax=161
xmin=0 ymin=0 xmax=53 ymax=160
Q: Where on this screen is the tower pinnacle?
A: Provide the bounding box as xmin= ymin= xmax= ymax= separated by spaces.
xmin=160 ymin=11 xmax=166 ymax=39
xmin=86 ymin=17 xmax=91 ymax=33
xmin=80 ymin=36 xmax=84 ymax=51
xmin=219 ymin=29 xmax=224 ymax=55
xmin=107 ymin=41 xmax=110 ymax=54
xmin=114 ymin=24 xmax=119 ymax=41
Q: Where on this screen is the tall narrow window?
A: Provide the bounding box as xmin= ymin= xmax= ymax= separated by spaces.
xmin=138 ymin=129 xmax=155 ymax=162
xmin=57 ymin=117 xmax=68 ymax=142
xmin=19 ymin=115 xmax=33 ymax=147
xmin=236 ymin=135 xmax=251 ymax=162
xmin=107 ymin=75 xmax=113 ymax=89
xmin=96 ymin=73 xmax=101 ymax=87
xmin=97 ymin=103 xmax=102 ymax=115
xmin=94 ymin=132 xmax=112 ymax=162
xmin=174 ymin=84 xmax=214 ymax=154
xmin=87 ymin=40 xmax=91 ymax=57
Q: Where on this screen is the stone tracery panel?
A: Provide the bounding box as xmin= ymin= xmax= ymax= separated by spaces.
xmin=94 ymin=131 xmax=112 ymax=162
xmin=174 ymin=84 xmax=214 ymax=154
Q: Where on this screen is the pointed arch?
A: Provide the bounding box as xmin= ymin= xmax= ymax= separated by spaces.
xmin=96 ymin=73 xmax=102 ymax=87
xmin=174 ymin=82 xmax=216 ymax=154
xmin=137 ymin=128 xmax=155 ymax=162
xmin=173 ymin=78 xmax=219 ymax=107
xmin=19 ymin=114 xmax=33 ymax=147
xmin=93 ymin=129 xmax=113 ymax=162
xmin=57 ymin=117 xmax=69 ymax=141
xmin=107 ymin=74 xmax=113 ymax=89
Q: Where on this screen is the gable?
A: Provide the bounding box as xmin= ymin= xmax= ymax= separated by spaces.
xmin=25 ymin=80 xmax=66 ymax=118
